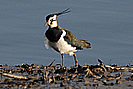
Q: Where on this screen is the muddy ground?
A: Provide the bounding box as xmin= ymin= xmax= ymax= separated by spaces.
xmin=0 ymin=59 xmax=133 ymax=89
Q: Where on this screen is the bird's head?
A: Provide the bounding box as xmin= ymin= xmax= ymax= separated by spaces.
xmin=44 ymin=8 xmax=71 ymax=28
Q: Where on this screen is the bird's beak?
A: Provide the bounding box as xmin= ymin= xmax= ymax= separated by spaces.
xmin=44 ymin=22 xmax=48 ymax=26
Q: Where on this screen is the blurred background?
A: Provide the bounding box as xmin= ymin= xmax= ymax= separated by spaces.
xmin=0 ymin=0 xmax=133 ymax=66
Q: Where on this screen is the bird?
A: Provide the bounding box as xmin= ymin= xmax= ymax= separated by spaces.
xmin=44 ymin=8 xmax=91 ymax=67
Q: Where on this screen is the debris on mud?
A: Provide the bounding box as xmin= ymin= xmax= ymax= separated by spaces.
xmin=0 ymin=59 xmax=133 ymax=88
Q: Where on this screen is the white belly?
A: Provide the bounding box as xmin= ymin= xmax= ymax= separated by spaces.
xmin=45 ymin=30 xmax=77 ymax=56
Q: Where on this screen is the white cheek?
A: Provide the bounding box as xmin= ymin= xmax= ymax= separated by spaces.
xmin=51 ymin=21 xmax=57 ymax=27
xmin=48 ymin=20 xmax=51 ymax=25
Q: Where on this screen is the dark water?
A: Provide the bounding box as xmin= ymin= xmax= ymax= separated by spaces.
xmin=0 ymin=0 xmax=133 ymax=66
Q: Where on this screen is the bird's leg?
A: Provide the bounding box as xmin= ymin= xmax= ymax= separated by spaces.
xmin=61 ymin=54 xmax=64 ymax=67
xmin=73 ymin=53 xmax=78 ymax=67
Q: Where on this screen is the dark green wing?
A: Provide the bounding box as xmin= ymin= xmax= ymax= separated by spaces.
xmin=63 ymin=28 xmax=91 ymax=50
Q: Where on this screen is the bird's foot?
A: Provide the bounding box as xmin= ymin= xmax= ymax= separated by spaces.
xmin=75 ymin=64 xmax=78 ymax=67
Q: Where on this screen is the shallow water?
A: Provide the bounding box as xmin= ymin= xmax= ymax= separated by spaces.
xmin=0 ymin=0 xmax=133 ymax=66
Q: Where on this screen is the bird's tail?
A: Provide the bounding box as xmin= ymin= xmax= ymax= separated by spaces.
xmin=80 ymin=40 xmax=91 ymax=49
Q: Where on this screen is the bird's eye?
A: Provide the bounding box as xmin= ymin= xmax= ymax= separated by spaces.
xmin=50 ymin=19 xmax=53 ymax=21
xmin=50 ymin=19 xmax=54 ymax=24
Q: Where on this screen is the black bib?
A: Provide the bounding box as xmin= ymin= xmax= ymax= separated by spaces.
xmin=45 ymin=27 xmax=63 ymax=42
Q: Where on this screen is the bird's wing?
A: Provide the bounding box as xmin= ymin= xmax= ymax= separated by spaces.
xmin=61 ymin=27 xmax=91 ymax=50
xmin=44 ymin=36 xmax=50 ymax=49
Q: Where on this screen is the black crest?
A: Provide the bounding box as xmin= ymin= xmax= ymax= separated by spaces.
xmin=45 ymin=8 xmax=71 ymax=22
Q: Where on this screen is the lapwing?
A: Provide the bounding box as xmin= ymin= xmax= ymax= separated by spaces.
xmin=44 ymin=8 xmax=91 ymax=67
